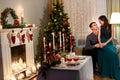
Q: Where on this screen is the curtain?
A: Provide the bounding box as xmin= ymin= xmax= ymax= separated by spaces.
xmin=107 ymin=0 xmax=120 ymax=43
xmin=63 ymin=0 xmax=96 ymax=47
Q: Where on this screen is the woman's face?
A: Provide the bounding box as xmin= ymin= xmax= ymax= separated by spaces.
xmin=98 ymin=19 xmax=104 ymax=26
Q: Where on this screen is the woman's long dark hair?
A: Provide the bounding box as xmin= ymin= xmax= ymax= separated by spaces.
xmin=98 ymin=15 xmax=112 ymax=37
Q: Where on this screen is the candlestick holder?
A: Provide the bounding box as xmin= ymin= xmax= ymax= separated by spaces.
xmin=70 ymin=47 xmax=72 ymax=53
xmin=53 ymin=49 xmax=56 ymax=56
xmin=43 ymin=54 xmax=46 ymax=62
xmin=43 ymin=48 xmax=46 ymax=62
xmin=59 ymin=47 xmax=62 ymax=52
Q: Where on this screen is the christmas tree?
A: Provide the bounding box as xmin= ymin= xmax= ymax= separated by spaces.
xmin=44 ymin=0 xmax=75 ymax=51
xmin=40 ymin=0 xmax=76 ymax=68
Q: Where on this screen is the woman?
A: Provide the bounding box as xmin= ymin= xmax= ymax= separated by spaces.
xmin=97 ymin=15 xmax=120 ymax=80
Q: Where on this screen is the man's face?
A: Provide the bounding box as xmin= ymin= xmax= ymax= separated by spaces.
xmin=91 ymin=23 xmax=98 ymax=35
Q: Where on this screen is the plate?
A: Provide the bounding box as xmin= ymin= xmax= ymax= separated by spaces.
xmin=78 ymin=56 xmax=86 ymax=60
xmin=66 ymin=61 xmax=80 ymax=66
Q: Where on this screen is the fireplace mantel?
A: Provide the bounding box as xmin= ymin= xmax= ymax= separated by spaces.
xmin=0 ymin=27 xmax=37 ymax=80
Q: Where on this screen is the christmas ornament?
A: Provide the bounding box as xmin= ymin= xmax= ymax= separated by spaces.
xmin=54 ymin=8 xmax=56 ymax=11
xmin=48 ymin=22 xmax=50 ymax=25
xmin=59 ymin=17 xmax=62 ymax=20
xmin=67 ymin=32 xmax=70 ymax=35
xmin=44 ymin=29 xmax=46 ymax=32
xmin=50 ymin=12 xmax=53 ymax=15
xmin=14 ymin=19 xmax=19 ymax=26
xmin=27 ymin=24 xmax=33 ymax=27
xmin=54 ymin=19 xmax=57 ymax=22
xmin=48 ymin=16 xmax=50 ymax=20
xmin=68 ymin=27 xmax=71 ymax=29
xmin=50 ymin=26 xmax=53 ymax=30
xmin=66 ymin=39 xmax=68 ymax=42
xmin=55 ymin=53 xmax=61 ymax=59
xmin=57 ymin=4 xmax=61 ymax=8
xmin=59 ymin=12 xmax=62 ymax=16
xmin=62 ymin=21 xmax=67 ymax=26
xmin=65 ymin=50 xmax=69 ymax=53
xmin=62 ymin=28 xmax=65 ymax=32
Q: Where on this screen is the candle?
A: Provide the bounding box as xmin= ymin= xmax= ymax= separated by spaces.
xmin=52 ymin=32 xmax=55 ymax=50
xmin=21 ymin=8 xmax=24 ymax=24
xmin=26 ymin=70 xmax=31 ymax=77
xmin=19 ymin=58 xmax=23 ymax=65
xmin=0 ymin=24 xmax=2 ymax=29
xmin=59 ymin=32 xmax=62 ymax=48
xmin=43 ymin=54 xmax=46 ymax=61
xmin=21 ymin=8 xmax=24 ymax=18
xmin=49 ymin=42 xmax=52 ymax=48
xmin=17 ymin=73 xmax=24 ymax=80
xmin=61 ymin=57 xmax=65 ymax=63
xmin=43 ymin=37 xmax=45 ymax=48
xmin=10 ymin=75 xmax=16 ymax=80
xmin=22 ymin=62 xmax=26 ymax=68
xmin=70 ymin=35 xmax=72 ymax=52
xmin=62 ymin=34 xmax=65 ymax=52
xmin=49 ymin=42 xmax=52 ymax=55
xmin=32 ymin=66 xmax=36 ymax=73
xmin=32 ymin=24 xmax=35 ymax=27
xmin=37 ymin=63 xmax=41 ymax=70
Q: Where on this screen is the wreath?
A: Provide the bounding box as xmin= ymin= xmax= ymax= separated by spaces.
xmin=0 ymin=8 xmax=24 ymax=29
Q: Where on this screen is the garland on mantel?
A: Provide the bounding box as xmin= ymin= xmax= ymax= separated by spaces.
xmin=0 ymin=8 xmax=19 ymax=28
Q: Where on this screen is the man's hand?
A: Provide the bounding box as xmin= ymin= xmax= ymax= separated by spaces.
xmin=94 ymin=43 xmax=100 ymax=48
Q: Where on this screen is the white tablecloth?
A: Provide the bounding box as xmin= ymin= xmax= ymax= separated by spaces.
xmin=37 ymin=56 xmax=93 ymax=80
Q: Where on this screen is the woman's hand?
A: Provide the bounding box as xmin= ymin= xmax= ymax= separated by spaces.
xmin=102 ymin=42 xmax=107 ymax=47
xmin=99 ymin=42 xmax=103 ymax=48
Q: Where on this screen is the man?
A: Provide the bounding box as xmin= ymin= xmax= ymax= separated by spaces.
xmin=83 ymin=22 xmax=100 ymax=74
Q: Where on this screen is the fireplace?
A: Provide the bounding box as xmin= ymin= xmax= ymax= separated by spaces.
xmin=11 ymin=44 xmax=26 ymax=63
xmin=11 ymin=44 xmax=27 ymax=73
xmin=0 ymin=28 xmax=37 ymax=80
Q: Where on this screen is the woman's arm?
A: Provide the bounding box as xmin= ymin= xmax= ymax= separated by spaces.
xmin=103 ymin=25 xmax=114 ymax=46
xmin=98 ymin=28 xmax=103 ymax=48
xmin=98 ymin=28 xmax=101 ymax=43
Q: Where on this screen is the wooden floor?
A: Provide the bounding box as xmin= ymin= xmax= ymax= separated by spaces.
xmin=94 ymin=75 xmax=112 ymax=80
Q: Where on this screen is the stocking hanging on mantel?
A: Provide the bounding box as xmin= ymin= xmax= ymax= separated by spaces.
xmin=26 ymin=28 xmax=33 ymax=42
xmin=7 ymin=30 xmax=16 ymax=46
xmin=17 ymin=29 xmax=25 ymax=44
xmin=11 ymin=30 xmax=16 ymax=44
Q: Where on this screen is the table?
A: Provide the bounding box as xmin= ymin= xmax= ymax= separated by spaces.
xmin=37 ymin=56 xmax=93 ymax=80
